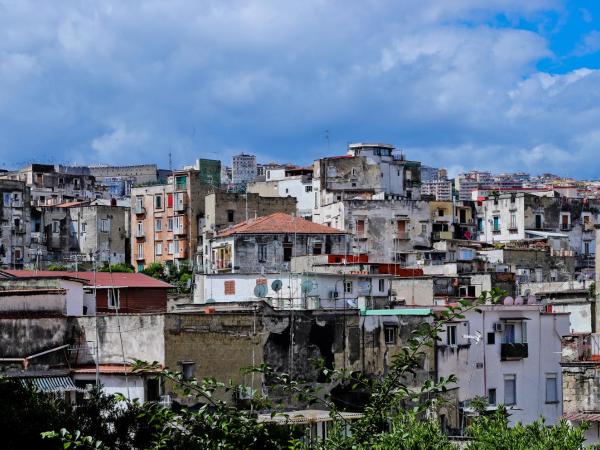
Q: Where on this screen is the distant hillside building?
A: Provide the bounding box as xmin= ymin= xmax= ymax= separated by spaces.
xmin=232 ymin=153 xmax=257 ymax=189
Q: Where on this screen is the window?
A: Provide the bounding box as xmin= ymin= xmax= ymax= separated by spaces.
xmin=173 ymin=216 xmax=182 ymax=233
xmin=447 ymin=325 xmax=457 ymax=346
xmin=155 ymin=195 xmax=163 ymax=210
xmin=283 ymin=244 xmax=293 ymax=262
xmin=477 ymin=218 xmax=484 ymax=232
xmin=258 ymin=244 xmax=267 ymax=263
xmin=100 ymin=219 xmax=110 ymax=233
xmin=168 ymin=241 xmax=174 ymax=255
xmin=509 ymin=213 xmax=517 ymax=230
xmin=356 ymin=219 xmax=365 ymax=237
xmin=344 ymin=281 xmax=353 ymax=294
xmin=135 ymin=196 xmax=143 ymax=211
xmin=421 ymin=224 xmax=427 ymax=234
xmin=487 ymin=332 xmax=495 ymax=345
xmin=155 ymin=243 xmax=162 ymax=256
xmin=305 ymin=185 xmax=313 ymax=192
xmin=155 ymin=218 xmax=162 ymax=231
xmin=52 ymin=220 xmax=60 ymax=233
xmin=585 ymin=242 xmax=590 ymax=255
xmin=167 ymin=218 xmax=173 ymax=231
xmin=224 ymin=280 xmax=236 ymax=295
xmin=137 ymin=243 xmax=144 ymax=258
xmin=561 ymin=213 xmax=570 ymax=230
xmin=535 ymin=214 xmax=543 ymax=229
xmin=108 ymin=289 xmax=120 ymax=309
xmin=493 ymin=216 xmax=500 ymax=231
xmin=438 ymin=208 xmax=444 ymax=217
xmin=136 ymin=221 xmax=144 ymax=236
xmin=180 ymin=361 xmax=195 ymax=380
xmin=167 ymin=193 xmax=173 ymax=208
xmin=502 ymin=321 xmax=527 ymax=344
xmin=2 ymin=192 xmax=11 ymax=206
xmin=488 ymin=388 xmax=497 ymax=405
xmin=227 ymin=210 xmax=235 ymax=223
xmin=384 ymin=326 xmax=397 ymax=345
xmin=81 ymin=222 xmax=87 ymax=232
xmin=545 ymin=373 xmax=558 ymax=403
xmin=504 ymin=374 xmax=516 ymax=405
xmin=378 ymin=279 xmax=385 ymax=292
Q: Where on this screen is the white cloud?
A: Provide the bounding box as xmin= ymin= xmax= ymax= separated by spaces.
xmin=0 ymin=0 xmax=597 ymax=178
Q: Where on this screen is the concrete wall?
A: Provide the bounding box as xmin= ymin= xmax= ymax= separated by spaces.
xmin=390 ymin=278 xmax=434 ymax=306
xmin=77 ymin=314 xmax=165 ymax=365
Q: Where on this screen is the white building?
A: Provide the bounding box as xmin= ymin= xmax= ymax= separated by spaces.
xmin=436 ymin=303 xmax=570 ymax=426
xmin=232 ymin=153 xmax=257 ymax=187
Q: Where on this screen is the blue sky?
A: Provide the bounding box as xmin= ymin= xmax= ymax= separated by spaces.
xmin=0 ymin=0 xmax=599 ymax=178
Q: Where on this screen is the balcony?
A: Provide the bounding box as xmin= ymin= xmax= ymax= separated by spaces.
xmin=136 ymin=254 xmax=145 ymax=261
xmin=393 ymin=232 xmax=410 ymax=240
xmin=501 ymin=343 xmax=528 ymax=361
xmin=135 ymin=205 xmax=146 ymax=215
xmin=135 ymin=230 xmax=146 ymax=239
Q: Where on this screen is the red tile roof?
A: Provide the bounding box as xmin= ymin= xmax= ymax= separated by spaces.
xmin=217 ymin=213 xmax=347 ymax=237
xmin=1 ymin=270 xmax=173 ymax=289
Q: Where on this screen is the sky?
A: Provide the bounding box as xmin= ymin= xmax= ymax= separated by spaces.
xmin=0 ymin=0 xmax=600 ymax=178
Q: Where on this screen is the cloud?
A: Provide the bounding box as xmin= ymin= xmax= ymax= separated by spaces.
xmin=0 ymin=0 xmax=597 ymax=179
xmin=574 ymin=30 xmax=600 ymax=56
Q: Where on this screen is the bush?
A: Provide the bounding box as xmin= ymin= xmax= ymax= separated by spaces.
xmin=99 ymin=263 xmax=134 ymax=273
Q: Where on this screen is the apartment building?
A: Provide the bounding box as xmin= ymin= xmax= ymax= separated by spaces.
xmin=247 ymin=165 xmax=315 ymax=218
xmin=131 ymin=169 xmax=213 ymax=271
xmin=231 ymin=153 xmax=257 ymax=189
xmin=437 ymin=303 xmax=570 ymax=427
xmin=0 ymin=164 xmax=97 ymax=206
xmin=476 ymin=193 xmax=599 ymax=259
xmin=0 ymin=180 xmax=32 ymax=268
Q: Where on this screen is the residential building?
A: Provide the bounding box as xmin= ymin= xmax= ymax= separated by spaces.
xmin=476 ymin=193 xmax=599 ymax=260
xmin=193 ymin=158 xmax=221 ymax=188
xmin=313 ymin=143 xmax=421 ymax=214
xmin=231 ymin=153 xmax=257 ymax=189
xmin=247 ymin=166 xmax=315 ymax=218
xmin=0 ymin=180 xmax=32 ymax=268
xmin=89 ymin=164 xmax=158 ymax=197
xmin=421 ymin=179 xmax=453 ymax=201
xmin=205 ymin=212 xmax=348 ymax=275
xmin=313 ymin=198 xmax=431 ymax=263
xmin=0 ymin=164 xmax=97 ymax=206
xmin=437 ymin=303 xmax=570 ymax=428
xmin=1 ymin=270 xmax=172 ymax=314
xmin=131 ymin=169 xmax=214 ymax=271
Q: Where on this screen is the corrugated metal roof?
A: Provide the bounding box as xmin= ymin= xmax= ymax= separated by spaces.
xmin=3 ymin=270 xmax=173 ymax=289
xmin=360 ymin=308 xmax=432 ymax=316
xmin=21 ymin=376 xmax=80 ymax=392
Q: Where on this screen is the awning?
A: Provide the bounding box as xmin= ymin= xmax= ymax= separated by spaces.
xmin=524 ymin=230 xmax=568 ymax=239
xmin=21 ymin=376 xmax=80 ymax=393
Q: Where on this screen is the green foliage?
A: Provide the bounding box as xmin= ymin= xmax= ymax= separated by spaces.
xmin=142 ymin=262 xmax=165 ymax=279
xmin=465 ymin=407 xmax=597 ymax=450
xmin=589 ymin=281 xmax=596 ymax=299
xmin=48 ymin=264 xmax=68 ymax=271
xmin=5 ymin=288 xmax=597 ymax=449
xmin=98 ymin=263 xmax=134 ymax=273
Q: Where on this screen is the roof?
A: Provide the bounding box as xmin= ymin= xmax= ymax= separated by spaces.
xmin=563 ymin=412 xmax=600 ymax=422
xmin=360 ymin=308 xmax=433 ymax=316
xmin=72 ymin=364 xmax=161 ymax=375
xmin=1 ymin=270 xmax=173 ymax=289
xmin=257 ymin=409 xmax=363 ymax=424
xmin=217 ymin=213 xmax=347 ymax=237
xmin=54 ymin=200 xmax=89 ymax=208
xmin=524 ymin=230 xmax=569 ymax=238
xmin=20 ymin=376 xmax=81 ymax=393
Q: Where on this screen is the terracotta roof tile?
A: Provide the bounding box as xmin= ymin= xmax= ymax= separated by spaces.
xmin=217 ymin=213 xmax=347 ymax=237
xmin=2 ymin=270 xmax=173 ymax=289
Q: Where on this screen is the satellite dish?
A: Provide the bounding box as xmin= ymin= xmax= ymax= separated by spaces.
xmin=254 ymin=284 xmax=268 ymax=298
xmin=301 ymin=279 xmax=314 ymax=294
xmin=271 ymin=279 xmax=283 ymax=292
xmin=514 ymin=296 xmax=523 ymax=305
xmin=503 ymin=296 xmax=514 ymax=306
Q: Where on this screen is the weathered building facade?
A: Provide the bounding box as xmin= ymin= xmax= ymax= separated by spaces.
xmin=0 ymin=180 xmax=32 ymax=268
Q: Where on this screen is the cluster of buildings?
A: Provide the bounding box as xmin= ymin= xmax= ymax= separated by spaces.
xmin=3 ymin=142 xmax=600 ymax=442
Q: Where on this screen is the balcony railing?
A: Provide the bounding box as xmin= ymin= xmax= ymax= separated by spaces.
xmin=394 ymin=232 xmax=410 ymax=240
xmin=134 ymin=205 xmax=146 ymax=215
xmin=501 ymin=343 xmax=528 ymax=360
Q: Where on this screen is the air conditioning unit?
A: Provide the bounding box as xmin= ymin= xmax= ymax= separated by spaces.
xmin=493 ymin=322 xmax=505 ymax=332
xmin=329 ymin=290 xmax=339 ymax=299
